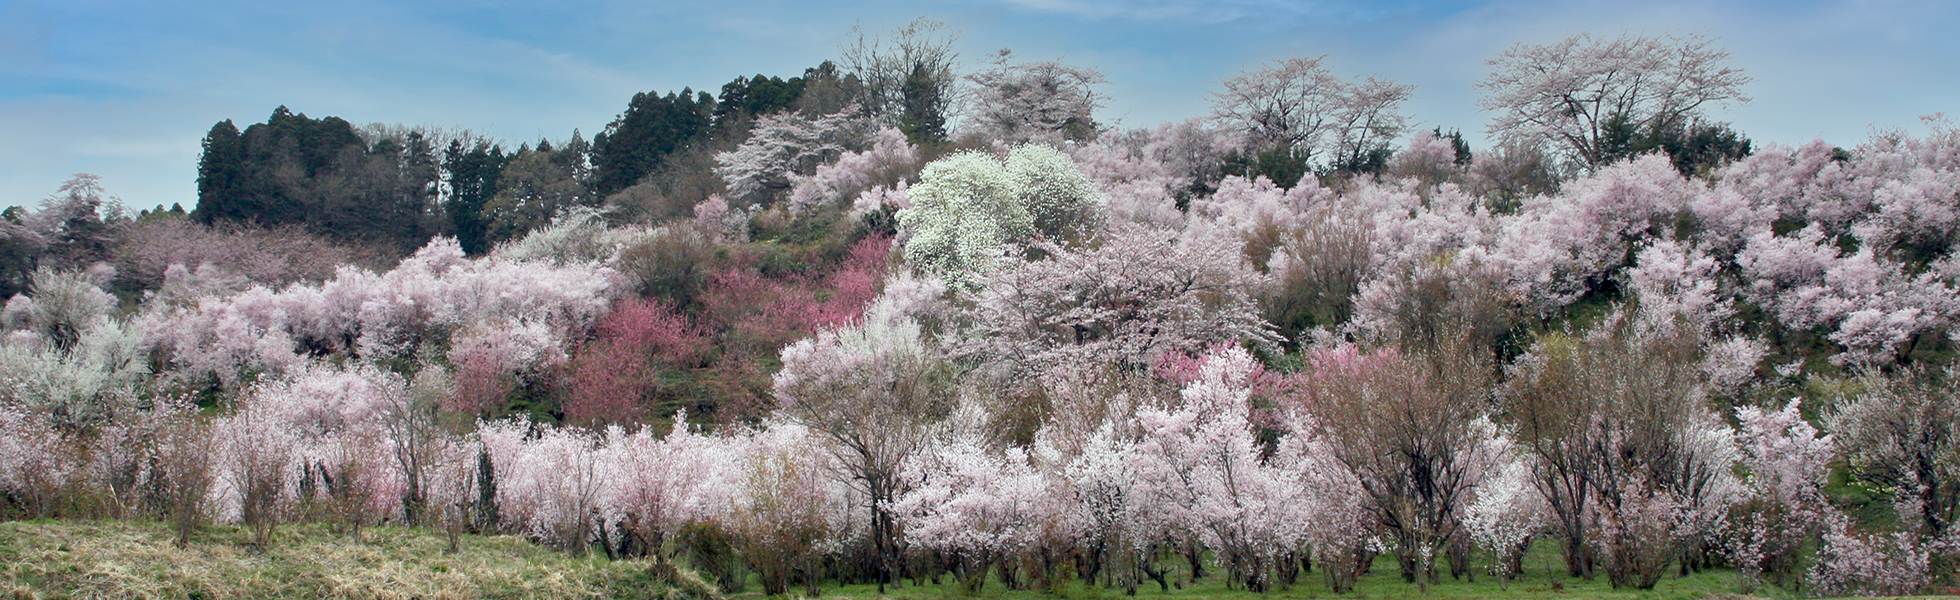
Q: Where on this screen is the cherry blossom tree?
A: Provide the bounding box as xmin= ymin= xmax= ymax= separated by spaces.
xmin=141 ymin=236 xmax=623 ymax=393
xmin=1293 ymin=343 xmax=1501 ymax=590
xmin=962 ymin=223 xmax=1276 ymax=401
xmin=115 ymin=219 xmax=352 ymax=292
xmin=1209 ymin=56 xmax=1413 ymax=170
xmin=1727 ymin=400 xmax=1834 ymax=590
xmin=1488 ymin=153 xmax=1699 ymax=317
xmin=1479 ymin=32 xmax=1750 ymax=168
xmin=964 ymin=51 xmax=1108 ymax=144
xmin=897 ymin=403 xmax=1053 ymax=592
xmin=785 ymin=127 xmax=921 ymax=216
xmin=1828 ymin=366 xmax=1960 ymax=542
xmin=715 ymin=110 xmax=872 ymax=206
xmin=1808 ymin=508 xmax=1937 ymax=596
xmin=725 ymin=421 xmax=856 ymax=596
xmin=1068 ymin=120 xmax=1241 ymax=227
xmin=1462 ymin=455 xmax=1547 ymax=584
xmin=1502 ymin=308 xmax=1743 ymax=587
xmin=772 ymin=303 xmax=954 ymax=592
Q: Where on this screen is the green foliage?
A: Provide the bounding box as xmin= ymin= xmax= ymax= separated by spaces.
xmin=900 ymin=61 xmax=950 ymax=146
xmin=192 ymin=108 xmax=443 ymax=253
xmin=714 ymin=74 xmax=804 ymax=124
xmin=617 ymin=226 xmax=717 ymax=307
xmin=482 ymin=133 xmax=595 ymax=247
xmin=1598 ymin=112 xmax=1753 ymax=177
xmin=1222 ymin=143 xmax=1314 ymax=188
xmin=592 ymin=89 xmax=717 ymax=197
xmin=443 ymin=139 xmax=510 ymax=256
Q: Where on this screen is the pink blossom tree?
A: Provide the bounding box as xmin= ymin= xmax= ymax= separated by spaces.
xmin=1479 ymin=32 xmax=1750 ymax=168
xmin=1209 ymin=55 xmax=1413 ymax=170
xmin=964 ymin=51 xmax=1108 ymax=144
xmin=785 ymin=127 xmax=920 ymax=216
xmin=1727 ymin=400 xmax=1834 ymax=590
xmin=772 ymin=304 xmax=953 ymax=592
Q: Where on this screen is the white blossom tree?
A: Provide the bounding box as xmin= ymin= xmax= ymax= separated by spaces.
xmin=896 ymin=145 xmax=1100 ymax=288
xmin=964 ymin=51 xmax=1108 ymax=145
xmin=1209 ymin=55 xmax=1413 ymax=169
xmin=1478 ymin=32 xmax=1750 ymax=168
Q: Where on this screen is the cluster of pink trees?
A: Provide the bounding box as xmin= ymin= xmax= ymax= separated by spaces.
xmin=5 ymin=30 xmax=1960 ymax=599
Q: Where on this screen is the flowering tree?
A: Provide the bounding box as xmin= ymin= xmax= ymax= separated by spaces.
xmin=725 ymin=421 xmax=856 ymax=596
xmin=772 ymin=305 xmax=953 ymax=592
xmin=1462 ymin=455 xmax=1547 ymax=584
xmin=898 ymin=405 xmax=1053 ymax=592
xmin=1727 ymin=400 xmax=1834 ymax=590
xmin=1209 ymin=56 xmax=1412 ymax=170
xmin=0 ymin=272 xmax=146 ymax=431
xmin=897 ymin=145 xmax=1100 ymax=287
xmin=1502 ymin=308 xmax=1743 ymax=587
xmin=1294 ymin=344 xmax=1500 ymax=589
xmin=715 ymin=110 xmax=871 ymax=206
xmin=785 ymin=127 xmax=920 ymax=216
xmin=115 ymin=219 xmax=352 ymax=292
xmin=141 ymin=236 xmax=623 ymax=393
xmin=1133 ymin=347 xmax=1304 ymax=592
xmin=1068 ymin=120 xmax=1241 ymax=227
xmin=1488 ymin=153 xmax=1700 ymax=316
xmin=963 ymin=224 xmax=1275 ymax=391
xmin=1479 ymin=32 xmax=1750 ymax=168
xmin=964 ymin=51 xmax=1108 ymax=144
xmin=1828 ymin=366 xmax=1960 ymax=542
xmin=564 ymin=299 xmax=705 ymax=426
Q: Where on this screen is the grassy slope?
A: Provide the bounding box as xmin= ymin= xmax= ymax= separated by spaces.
xmin=3 ymin=521 xmax=1954 ymax=600
xmin=0 ymin=520 xmax=676 ymax=599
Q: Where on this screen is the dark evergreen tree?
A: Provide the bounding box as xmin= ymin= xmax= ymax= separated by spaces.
xmin=591 ymin=89 xmax=716 ymax=197
xmin=1438 ymin=127 xmax=1473 ymax=166
xmin=193 ymin=107 xmax=453 ymax=253
xmin=444 ymin=140 xmax=508 ymax=255
xmin=716 ymin=74 xmax=804 ymax=125
xmin=193 ymin=120 xmax=248 ymax=224
xmin=1598 ymin=112 xmax=1752 ymax=177
xmin=898 ymin=61 xmax=948 ymax=146
xmin=0 ymin=214 xmax=40 ymax=299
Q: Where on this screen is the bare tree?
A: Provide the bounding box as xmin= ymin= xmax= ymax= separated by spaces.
xmin=1478 ymin=32 xmax=1750 ymax=168
xmin=1503 ymin=308 xmax=1739 ymax=588
xmin=840 ymin=17 xmax=961 ymax=134
xmin=1304 ymin=262 xmax=1509 ymax=589
xmin=1209 ymin=56 xmax=1413 ymax=168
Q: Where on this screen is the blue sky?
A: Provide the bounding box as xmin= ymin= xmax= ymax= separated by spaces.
xmin=2 ymin=0 xmax=1955 ymax=211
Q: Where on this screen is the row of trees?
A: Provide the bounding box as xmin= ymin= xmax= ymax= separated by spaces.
xmin=4 ymin=26 xmax=1957 ymax=597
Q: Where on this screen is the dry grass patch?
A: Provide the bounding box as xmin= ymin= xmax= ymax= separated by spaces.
xmin=0 ymin=520 xmax=689 ymax=599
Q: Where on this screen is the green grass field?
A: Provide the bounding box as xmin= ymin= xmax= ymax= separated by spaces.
xmin=2 ymin=520 xmax=1954 ymax=600
xmin=798 ymin=543 xmax=1745 ymax=600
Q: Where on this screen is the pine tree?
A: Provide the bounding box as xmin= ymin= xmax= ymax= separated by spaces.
xmin=193 ymin=120 xmax=247 ymax=224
